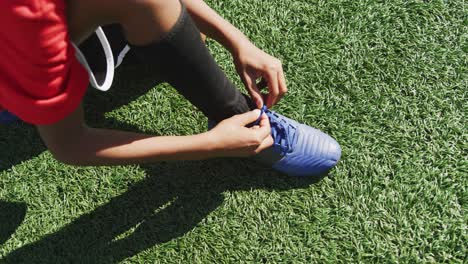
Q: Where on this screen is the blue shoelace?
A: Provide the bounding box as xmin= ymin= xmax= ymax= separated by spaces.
xmin=254 ymin=106 xmax=298 ymax=156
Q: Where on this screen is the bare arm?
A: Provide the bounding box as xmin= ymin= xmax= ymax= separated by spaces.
xmin=182 ymin=0 xmax=288 ymax=108
xmin=182 ymin=0 xmax=250 ymax=54
xmin=37 ymin=105 xmax=272 ymax=166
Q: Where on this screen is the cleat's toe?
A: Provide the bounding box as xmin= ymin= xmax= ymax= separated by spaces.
xmin=272 ymin=125 xmax=341 ymax=177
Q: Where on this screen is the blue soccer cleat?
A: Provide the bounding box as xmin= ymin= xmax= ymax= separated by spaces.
xmin=250 ymin=106 xmax=341 ymax=177
xmin=209 ymin=106 xmax=341 ymax=177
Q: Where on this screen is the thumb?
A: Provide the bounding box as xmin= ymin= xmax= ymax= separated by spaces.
xmin=231 ymin=109 xmax=262 ymax=126
xmin=253 ymin=113 xmax=271 ymax=139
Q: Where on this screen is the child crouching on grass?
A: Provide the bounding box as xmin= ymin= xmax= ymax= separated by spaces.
xmin=0 ymin=0 xmax=340 ymax=177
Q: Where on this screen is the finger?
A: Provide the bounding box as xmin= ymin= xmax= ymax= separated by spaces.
xmin=257 ymin=78 xmax=269 ymax=104
xmin=277 ymin=66 xmax=288 ymax=103
xmin=243 ymin=73 xmax=264 ymax=108
xmin=255 ymin=135 xmax=274 ymax=154
xmin=230 ymin=109 xmax=262 ymax=126
xmin=255 ymin=113 xmax=271 ymax=139
xmin=266 ymin=70 xmax=279 ymax=108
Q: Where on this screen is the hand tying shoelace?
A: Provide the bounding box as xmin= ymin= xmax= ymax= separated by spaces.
xmin=251 ymin=106 xmax=298 ymax=156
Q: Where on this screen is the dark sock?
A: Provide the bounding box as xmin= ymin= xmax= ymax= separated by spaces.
xmin=129 ymin=4 xmax=255 ymax=122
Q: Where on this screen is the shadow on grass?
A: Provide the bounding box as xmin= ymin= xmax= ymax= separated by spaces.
xmin=0 ymin=201 xmax=27 ymax=246
xmin=0 ymin=123 xmax=44 ymax=171
xmin=3 ymin=160 xmax=323 ymax=263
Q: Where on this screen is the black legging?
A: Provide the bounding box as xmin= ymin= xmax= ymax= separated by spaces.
xmin=80 ymin=5 xmax=254 ymax=123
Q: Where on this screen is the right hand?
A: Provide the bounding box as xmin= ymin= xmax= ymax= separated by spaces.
xmin=208 ymin=109 xmax=273 ymax=157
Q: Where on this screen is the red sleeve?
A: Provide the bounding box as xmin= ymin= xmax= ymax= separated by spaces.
xmin=0 ymin=0 xmax=89 ymax=125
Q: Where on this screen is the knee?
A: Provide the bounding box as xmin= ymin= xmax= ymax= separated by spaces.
xmin=123 ymin=0 xmax=177 ymax=23
xmin=121 ymin=0 xmax=181 ymax=45
xmin=130 ymin=0 xmax=170 ymax=12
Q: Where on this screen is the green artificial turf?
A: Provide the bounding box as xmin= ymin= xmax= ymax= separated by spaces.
xmin=1 ymin=0 xmax=466 ymax=262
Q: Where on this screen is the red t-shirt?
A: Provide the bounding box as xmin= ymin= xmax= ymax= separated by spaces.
xmin=0 ymin=0 xmax=89 ymax=125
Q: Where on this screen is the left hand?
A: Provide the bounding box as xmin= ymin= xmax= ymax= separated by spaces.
xmin=232 ymin=41 xmax=288 ymax=109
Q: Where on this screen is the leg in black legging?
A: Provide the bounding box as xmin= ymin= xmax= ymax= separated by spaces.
xmin=128 ymin=4 xmax=255 ymax=122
